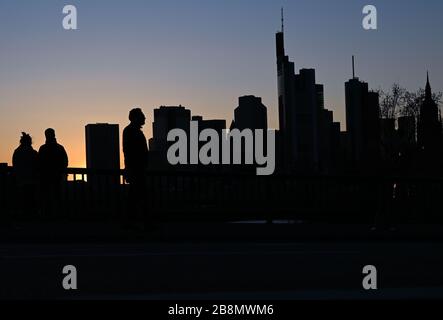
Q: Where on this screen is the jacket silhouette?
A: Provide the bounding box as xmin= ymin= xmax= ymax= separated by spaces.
xmin=38 ymin=128 xmax=68 ymax=184
xmin=12 ymin=132 xmax=39 ymax=187
xmin=123 ymin=109 xmax=148 ymax=184
xmin=123 ymin=108 xmax=149 ymax=225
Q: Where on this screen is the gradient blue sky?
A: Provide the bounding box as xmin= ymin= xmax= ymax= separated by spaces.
xmin=1 ymin=0 xmax=442 ymax=167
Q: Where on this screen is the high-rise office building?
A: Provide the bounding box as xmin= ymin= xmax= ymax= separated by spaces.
xmin=345 ymin=77 xmax=368 ymax=163
xmin=276 ymin=17 xmax=323 ymax=172
xmin=231 ymin=95 xmax=268 ymax=131
xmin=192 ymin=116 xmax=226 ymax=135
xmin=318 ymin=108 xmax=341 ymax=173
xmin=85 ymin=124 xmax=120 ymax=170
xmin=344 ymin=59 xmax=381 ymax=168
xmin=229 ymin=96 xmax=268 ymax=173
xmin=149 ymin=105 xmax=191 ymax=168
xmin=192 ymin=116 xmax=226 ymax=170
xmin=366 ymin=91 xmax=381 ymax=164
xmin=276 ymin=27 xmax=296 ymax=168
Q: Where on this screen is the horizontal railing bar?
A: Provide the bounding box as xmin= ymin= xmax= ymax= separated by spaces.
xmin=1 ymin=166 xmax=443 ymax=183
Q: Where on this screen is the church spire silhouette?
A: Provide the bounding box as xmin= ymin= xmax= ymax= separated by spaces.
xmin=418 ymin=71 xmax=441 ymax=154
xmin=425 ymin=71 xmax=432 ymax=100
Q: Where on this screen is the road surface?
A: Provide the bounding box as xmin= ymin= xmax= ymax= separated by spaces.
xmin=1 ymin=241 xmax=443 ymax=299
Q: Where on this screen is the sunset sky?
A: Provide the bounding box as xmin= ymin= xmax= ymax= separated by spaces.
xmin=1 ymin=0 xmax=442 ymax=168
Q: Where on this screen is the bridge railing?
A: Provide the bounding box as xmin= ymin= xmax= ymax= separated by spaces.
xmin=1 ymin=165 xmax=442 ymax=223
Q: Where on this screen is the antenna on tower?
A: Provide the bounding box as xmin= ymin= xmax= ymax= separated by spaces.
xmin=352 ymin=55 xmax=356 ymax=79
xmin=281 ymin=7 xmax=284 ymax=33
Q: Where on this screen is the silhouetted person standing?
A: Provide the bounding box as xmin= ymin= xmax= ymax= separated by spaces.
xmin=12 ymin=132 xmax=39 ymax=217
xmin=123 ymin=108 xmax=149 ymax=228
xmin=38 ymin=128 xmax=68 ymax=217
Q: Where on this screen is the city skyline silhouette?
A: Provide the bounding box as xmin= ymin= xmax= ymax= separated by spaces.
xmin=2 ymin=9 xmax=442 ymax=214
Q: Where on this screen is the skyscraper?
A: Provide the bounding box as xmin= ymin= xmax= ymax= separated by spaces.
xmin=149 ymin=105 xmax=191 ymax=168
xmin=276 ymin=26 xmax=297 ymax=168
xmin=192 ymin=116 xmax=226 ymax=170
xmin=366 ymin=91 xmax=381 ymax=164
xmin=276 ymin=16 xmax=322 ymax=172
xmin=344 ymin=59 xmax=380 ymax=168
xmin=192 ymin=116 xmax=226 ymax=135
xmin=230 ymin=96 xmax=268 ymax=173
xmin=85 ymin=124 xmax=120 ymax=170
xmin=231 ymin=95 xmax=268 ymax=131
xmin=318 ymin=108 xmax=341 ymax=173
xmin=294 ymin=68 xmax=321 ymax=170
xmin=85 ymin=123 xmax=120 ymax=184
xmin=345 ymin=77 xmax=368 ymax=164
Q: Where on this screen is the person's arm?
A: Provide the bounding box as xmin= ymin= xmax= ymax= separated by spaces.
xmin=37 ymin=147 xmax=44 ymax=171
xmin=12 ymin=150 xmax=18 ymax=168
xmin=123 ymin=129 xmax=129 ymax=159
xmin=62 ymin=147 xmax=68 ymax=169
xmin=123 ymin=128 xmax=135 ymax=168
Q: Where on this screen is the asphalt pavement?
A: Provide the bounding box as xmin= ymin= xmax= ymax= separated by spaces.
xmin=1 ymin=241 xmax=443 ymax=299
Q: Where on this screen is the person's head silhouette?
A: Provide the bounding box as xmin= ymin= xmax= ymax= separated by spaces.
xmin=20 ymin=132 xmax=32 ymax=147
xmin=129 ymin=108 xmax=146 ymax=128
xmin=45 ymin=128 xmax=57 ymax=143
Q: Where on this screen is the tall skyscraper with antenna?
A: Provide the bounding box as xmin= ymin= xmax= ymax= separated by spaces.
xmin=345 ymin=56 xmax=380 ymax=168
xmin=276 ymin=10 xmax=323 ymax=172
xmin=276 ymin=8 xmax=296 ymax=168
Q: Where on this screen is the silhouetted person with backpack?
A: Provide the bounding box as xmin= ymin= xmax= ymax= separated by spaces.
xmin=123 ymin=108 xmax=149 ymax=229
xmin=12 ymin=132 xmax=39 ymax=217
xmin=38 ymin=128 xmax=68 ymax=217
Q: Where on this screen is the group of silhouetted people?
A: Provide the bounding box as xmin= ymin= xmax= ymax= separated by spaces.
xmin=11 ymin=109 xmax=151 ymax=228
xmin=12 ymin=128 xmax=68 ymax=217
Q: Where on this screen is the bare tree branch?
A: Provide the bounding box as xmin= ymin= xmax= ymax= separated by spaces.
xmin=379 ymin=83 xmax=406 ymax=119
